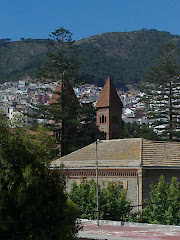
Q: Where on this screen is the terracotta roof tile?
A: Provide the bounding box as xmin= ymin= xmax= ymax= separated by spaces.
xmin=142 ymin=139 xmax=180 ymax=167
xmin=51 ymin=138 xmax=142 ymax=169
xmin=51 ymin=138 xmax=180 ymax=169
xmin=95 ymin=77 xmax=123 ymax=108
xmin=48 ymin=81 xmax=62 ymax=104
xmin=48 ymin=80 xmax=78 ymax=106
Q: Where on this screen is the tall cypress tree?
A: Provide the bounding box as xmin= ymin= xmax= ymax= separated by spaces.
xmin=37 ymin=28 xmax=101 ymax=155
xmin=37 ymin=28 xmax=80 ymax=155
xmin=142 ymin=42 xmax=180 ymax=141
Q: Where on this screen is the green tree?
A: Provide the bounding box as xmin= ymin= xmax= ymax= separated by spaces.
xmin=122 ymin=122 xmax=160 ymax=140
xmin=69 ymin=179 xmax=98 ymax=220
xmin=142 ymin=42 xmax=180 ymax=141
xmin=0 ymin=119 xmax=80 ymax=239
xmin=164 ymin=177 xmax=180 ymax=225
xmin=38 ymin=27 xmax=79 ymax=84
xmin=37 ymin=27 xmax=80 ymax=156
xmin=141 ymin=175 xmax=180 ymax=225
xmin=101 ymin=181 xmax=132 ymax=221
xmin=76 ymin=103 xmax=104 ymax=149
xmin=33 ymin=124 xmax=58 ymax=160
xmin=37 ymin=27 xmax=102 ymax=156
xmin=69 ymin=179 xmax=131 ymax=221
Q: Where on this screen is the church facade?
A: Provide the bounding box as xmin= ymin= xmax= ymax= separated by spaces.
xmin=51 ymin=138 xmax=180 ymax=210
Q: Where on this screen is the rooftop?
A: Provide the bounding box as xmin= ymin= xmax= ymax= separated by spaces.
xmin=51 ymin=138 xmax=180 ymax=169
xmin=95 ymin=77 xmax=123 ymax=109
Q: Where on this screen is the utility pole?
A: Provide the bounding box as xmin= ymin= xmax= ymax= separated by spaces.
xmin=95 ymin=139 xmax=99 ymax=226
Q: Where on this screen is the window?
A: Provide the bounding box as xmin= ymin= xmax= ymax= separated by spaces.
xmin=102 ymin=115 xmax=104 ymax=123
xmin=100 ymin=114 xmax=106 ymax=124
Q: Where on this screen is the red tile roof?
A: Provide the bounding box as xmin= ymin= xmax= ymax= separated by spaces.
xmin=51 ymin=138 xmax=180 ymax=169
xmin=95 ymin=77 xmax=123 ymax=108
xmin=48 ymin=80 xmax=78 ymax=104
xmin=48 ymin=81 xmax=62 ymax=105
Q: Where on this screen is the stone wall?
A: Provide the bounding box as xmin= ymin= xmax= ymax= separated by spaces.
xmin=65 ymin=169 xmax=139 ymax=208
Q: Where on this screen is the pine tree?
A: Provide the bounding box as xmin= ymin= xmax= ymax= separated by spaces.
xmin=36 ymin=28 xmax=79 ymax=155
xmin=142 ymin=42 xmax=180 ymax=141
xmin=122 ymin=122 xmax=160 ymax=140
xmin=37 ymin=27 xmax=101 ymax=155
xmin=38 ymin=27 xmax=79 ymax=84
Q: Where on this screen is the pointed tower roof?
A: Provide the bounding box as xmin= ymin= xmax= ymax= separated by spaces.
xmin=49 ymin=81 xmax=62 ymax=105
xmin=48 ymin=80 xmax=78 ymax=105
xmin=95 ymin=77 xmax=123 ymax=108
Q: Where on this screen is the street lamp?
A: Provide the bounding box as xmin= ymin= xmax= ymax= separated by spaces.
xmin=95 ymin=139 xmax=100 ymax=226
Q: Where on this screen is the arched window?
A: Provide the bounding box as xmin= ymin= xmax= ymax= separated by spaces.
xmin=102 ymin=115 xmax=104 ymax=123
xmin=100 ymin=114 xmax=106 ymax=124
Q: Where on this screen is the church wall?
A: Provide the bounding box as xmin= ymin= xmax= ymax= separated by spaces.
xmin=65 ymin=172 xmax=139 ymax=208
xmin=143 ymin=169 xmax=180 ymax=200
xmin=109 ymin=107 xmax=122 ymax=139
xmin=96 ymin=108 xmax=110 ymax=139
xmin=96 ymin=107 xmax=123 ymax=140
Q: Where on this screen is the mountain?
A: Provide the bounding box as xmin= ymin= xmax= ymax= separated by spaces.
xmin=0 ymin=38 xmax=49 ymax=83
xmin=0 ymin=29 xmax=180 ymax=87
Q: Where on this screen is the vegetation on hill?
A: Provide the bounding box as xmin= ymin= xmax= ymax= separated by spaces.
xmin=0 ymin=29 xmax=180 ymax=87
xmin=0 ymin=38 xmax=50 ymax=83
xmin=77 ymin=29 xmax=180 ymax=87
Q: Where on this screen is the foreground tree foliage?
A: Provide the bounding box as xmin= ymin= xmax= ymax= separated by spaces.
xmin=69 ymin=179 xmax=132 ymax=221
xmin=32 ymin=124 xmax=59 ymax=160
xmin=131 ymin=176 xmax=180 ymax=225
xmin=0 ymin=119 xmax=80 ymax=240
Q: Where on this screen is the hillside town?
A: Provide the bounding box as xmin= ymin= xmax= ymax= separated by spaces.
xmin=0 ymin=1 xmax=180 ymax=239
xmin=0 ymin=79 xmax=149 ymax=127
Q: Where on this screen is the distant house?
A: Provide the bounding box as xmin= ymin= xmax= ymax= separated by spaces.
xmin=51 ymin=138 xmax=180 ymax=210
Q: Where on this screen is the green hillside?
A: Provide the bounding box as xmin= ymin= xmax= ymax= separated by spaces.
xmin=77 ymin=29 xmax=180 ymax=87
xmin=0 ymin=29 xmax=180 ymax=87
xmin=0 ymin=39 xmax=50 ymax=82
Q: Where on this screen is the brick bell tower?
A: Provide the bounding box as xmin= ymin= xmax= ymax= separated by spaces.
xmin=95 ymin=77 xmax=123 ymax=140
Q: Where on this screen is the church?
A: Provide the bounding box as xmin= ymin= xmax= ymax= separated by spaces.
xmin=51 ymin=77 xmax=180 ymax=209
xmin=95 ymin=77 xmax=123 ymax=140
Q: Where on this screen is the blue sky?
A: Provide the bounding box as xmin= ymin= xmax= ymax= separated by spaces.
xmin=0 ymin=0 xmax=180 ymax=41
